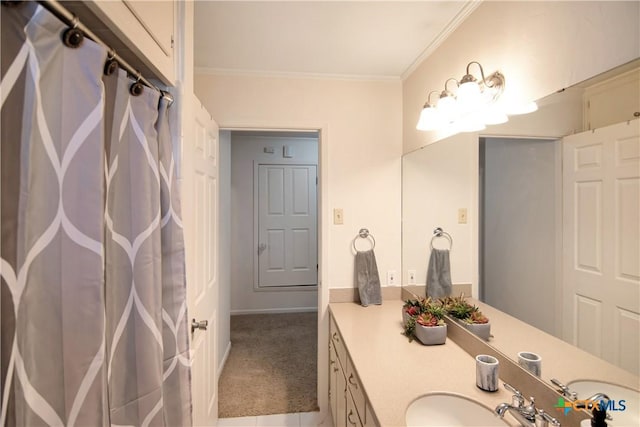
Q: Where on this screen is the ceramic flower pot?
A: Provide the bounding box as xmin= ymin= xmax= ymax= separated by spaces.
xmin=460 ymin=321 xmax=491 ymax=341
xmin=414 ymin=323 xmax=447 ymax=345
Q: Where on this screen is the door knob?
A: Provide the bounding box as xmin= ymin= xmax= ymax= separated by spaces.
xmin=191 ymin=319 xmax=208 ymax=333
xmin=258 ymin=243 xmax=267 ymax=255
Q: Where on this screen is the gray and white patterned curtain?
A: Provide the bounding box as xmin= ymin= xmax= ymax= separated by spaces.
xmin=1 ymin=3 xmax=192 ymax=426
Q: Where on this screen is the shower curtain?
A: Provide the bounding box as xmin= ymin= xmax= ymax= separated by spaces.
xmin=1 ymin=4 xmax=192 ymax=426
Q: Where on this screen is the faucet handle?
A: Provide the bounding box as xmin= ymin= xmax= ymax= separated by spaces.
xmin=503 ymin=383 xmax=525 ymax=407
xmin=537 ymin=409 xmax=561 ymax=427
xmin=551 ymin=378 xmax=578 ymax=400
xmin=504 ymin=382 xmax=522 ymax=396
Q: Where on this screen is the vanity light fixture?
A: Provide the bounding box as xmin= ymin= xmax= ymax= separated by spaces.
xmin=416 ymin=91 xmax=443 ymax=131
xmin=416 ymin=61 xmax=537 ymax=133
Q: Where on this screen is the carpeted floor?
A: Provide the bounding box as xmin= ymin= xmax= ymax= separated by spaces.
xmin=218 ymin=312 xmax=319 ymax=418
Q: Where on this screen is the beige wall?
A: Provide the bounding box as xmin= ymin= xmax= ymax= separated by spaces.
xmin=403 ymin=1 xmax=640 ymax=153
xmin=402 ymin=132 xmax=477 ymax=287
xmin=194 ymin=73 xmax=403 ymax=292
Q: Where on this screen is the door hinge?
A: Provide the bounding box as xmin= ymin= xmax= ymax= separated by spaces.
xmin=171 ymin=35 xmax=174 ymax=49
xmin=316 ymin=176 xmax=318 ymax=185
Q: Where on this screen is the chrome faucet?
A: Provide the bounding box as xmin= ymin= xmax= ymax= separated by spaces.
xmin=495 ymin=383 xmax=561 ymax=427
xmin=551 ymin=379 xmax=612 ymax=426
xmin=577 ymin=393 xmax=611 ymax=427
xmin=550 ymin=378 xmax=578 ymax=401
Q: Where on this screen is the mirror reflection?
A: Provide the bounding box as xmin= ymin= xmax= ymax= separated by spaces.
xmin=402 ymin=60 xmax=640 ymax=386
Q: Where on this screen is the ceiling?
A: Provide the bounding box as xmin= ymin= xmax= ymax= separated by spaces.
xmin=193 ymin=1 xmax=478 ymax=80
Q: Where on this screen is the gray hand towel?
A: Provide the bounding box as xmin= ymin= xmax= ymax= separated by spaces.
xmin=354 ymin=249 xmax=382 ymax=307
xmin=426 ymin=248 xmax=452 ymax=298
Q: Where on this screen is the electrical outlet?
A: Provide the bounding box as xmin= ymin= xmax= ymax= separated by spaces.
xmin=458 ymin=208 xmax=468 ymax=224
xmin=333 ymin=208 xmax=344 ymax=225
xmin=408 ymin=270 xmax=416 ymax=285
xmin=387 ymin=270 xmax=397 ymax=286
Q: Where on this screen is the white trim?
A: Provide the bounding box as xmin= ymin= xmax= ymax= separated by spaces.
xmin=230 ymin=307 xmax=318 ymax=316
xmin=217 ymin=342 xmax=232 ymax=381
xmin=401 ymin=0 xmax=482 ymax=80
xmin=195 ymin=67 xmax=400 ymax=82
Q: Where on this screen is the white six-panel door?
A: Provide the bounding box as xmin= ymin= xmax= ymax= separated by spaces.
xmin=184 ymin=95 xmax=219 ymax=426
xmin=562 ymin=119 xmax=640 ymax=375
xmin=256 ymin=164 xmax=318 ymax=288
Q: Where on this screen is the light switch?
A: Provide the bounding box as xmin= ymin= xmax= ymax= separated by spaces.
xmin=458 ymin=208 xmax=468 ymax=224
xmin=333 ymin=208 xmax=344 ymax=225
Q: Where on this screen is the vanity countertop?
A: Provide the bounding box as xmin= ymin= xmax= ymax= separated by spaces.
xmin=471 ymin=299 xmax=640 ymax=390
xmin=329 ymin=300 xmax=519 ymax=427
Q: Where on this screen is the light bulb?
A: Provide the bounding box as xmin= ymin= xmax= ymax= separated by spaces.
xmin=437 ymin=94 xmax=458 ymax=123
xmin=505 ymin=100 xmax=538 ymax=115
xmin=456 ymin=113 xmax=486 ymax=132
xmin=481 ymin=104 xmax=509 ymax=125
xmin=457 ymin=80 xmax=482 ymax=114
xmin=416 ymin=105 xmax=443 ymax=131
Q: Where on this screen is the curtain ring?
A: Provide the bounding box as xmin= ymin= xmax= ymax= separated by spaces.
xmin=104 ymin=49 xmax=118 ymax=76
xmin=130 ymin=72 xmax=144 ymax=96
xmin=62 ymin=15 xmax=84 ymax=48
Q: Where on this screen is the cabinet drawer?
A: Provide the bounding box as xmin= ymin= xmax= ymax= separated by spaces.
xmin=330 ymin=315 xmax=347 ymax=369
xmin=346 ymin=356 xmax=366 ymax=424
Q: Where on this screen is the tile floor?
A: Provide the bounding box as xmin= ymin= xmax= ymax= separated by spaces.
xmin=218 ymin=411 xmax=333 ymax=427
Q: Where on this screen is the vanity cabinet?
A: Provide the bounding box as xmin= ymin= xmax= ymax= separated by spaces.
xmin=61 ymin=0 xmax=176 ymax=84
xmin=329 ymin=315 xmax=378 ymax=427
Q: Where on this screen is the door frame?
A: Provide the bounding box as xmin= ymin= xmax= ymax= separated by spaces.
xmin=252 ymin=161 xmax=319 ymax=292
xmin=219 ymin=122 xmax=330 ymax=421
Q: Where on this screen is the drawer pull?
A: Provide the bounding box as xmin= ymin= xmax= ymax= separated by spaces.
xmin=332 ymin=332 xmax=340 ymax=342
xmin=348 ymin=373 xmax=358 ymax=389
xmin=347 ymin=410 xmax=357 ymax=425
xmin=333 ymin=367 xmax=339 ymax=373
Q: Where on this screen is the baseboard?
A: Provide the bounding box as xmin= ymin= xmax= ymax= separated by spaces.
xmin=230 ymin=306 xmax=318 ymax=315
xmin=218 ymin=342 xmax=231 ymax=380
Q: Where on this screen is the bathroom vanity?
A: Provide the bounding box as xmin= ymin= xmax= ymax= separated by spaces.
xmin=329 ymin=301 xmax=520 ymax=427
xmin=329 ymin=299 xmax=639 ymax=427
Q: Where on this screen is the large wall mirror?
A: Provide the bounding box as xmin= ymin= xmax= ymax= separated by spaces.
xmin=402 ymin=59 xmax=640 ymax=391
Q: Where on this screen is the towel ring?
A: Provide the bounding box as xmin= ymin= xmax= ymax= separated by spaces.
xmin=430 ymin=227 xmax=452 ymax=251
xmin=352 ymin=228 xmax=376 ymax=253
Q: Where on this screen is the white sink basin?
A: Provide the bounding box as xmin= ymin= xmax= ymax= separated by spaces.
xmin=405 ymin=393 xmax=511 ymax=426
xmin=568 ymin=380 xmax=639 ymax=427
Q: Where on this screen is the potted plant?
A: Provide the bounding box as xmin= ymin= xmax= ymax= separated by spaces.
xmin=402 ymin=299 xmax=447 ymax=345
xmin=441 ymin=293 xmax=491 ymax=341
xmin=402 ymin=298 xmax=424 ymax=327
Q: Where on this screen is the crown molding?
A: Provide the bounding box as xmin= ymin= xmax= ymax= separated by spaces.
xmin=401 ymin=0 xmax=483 ymax=80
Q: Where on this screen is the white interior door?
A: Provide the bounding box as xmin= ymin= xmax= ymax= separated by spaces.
xmin=562 ymin=119 xmax=640 ymax=375
xmin=184 ymin=95 xmax=219 ymax=426
xmin=256 ymin=164 xmax=318 ymax=288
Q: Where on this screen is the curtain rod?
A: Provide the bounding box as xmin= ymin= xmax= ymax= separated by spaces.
xmin=35 ymin=0 xmax=174 ymax=106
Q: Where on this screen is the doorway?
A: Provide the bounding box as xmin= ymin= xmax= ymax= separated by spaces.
xmin=218 ymin=130 xmax=320 ymax=420
xmin=479 ymin=136 xmax=561 ymax=336
xmin=229 ymin=130 xmax=319 ymax=311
